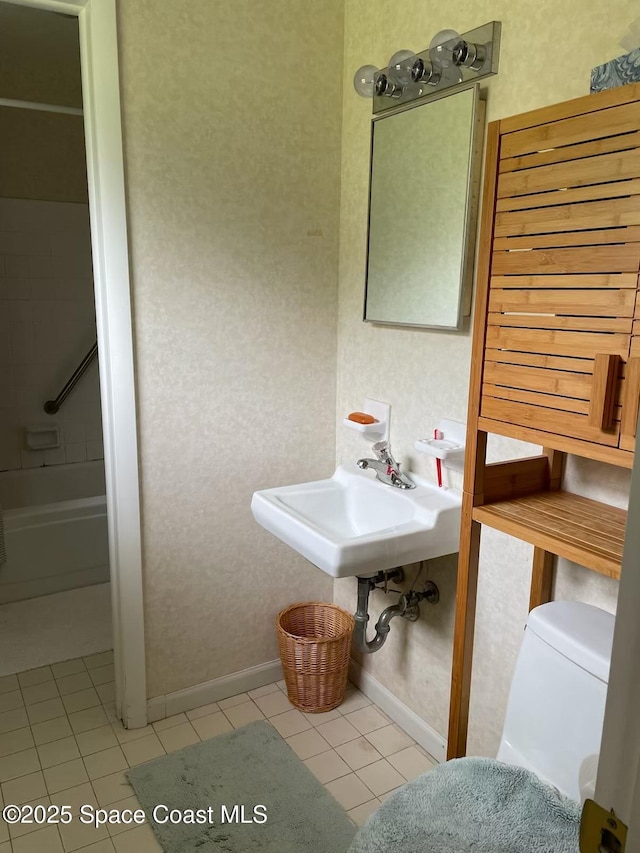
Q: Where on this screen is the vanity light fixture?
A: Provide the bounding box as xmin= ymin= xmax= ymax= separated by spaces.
xmin=353 ymin=21 xmax=501 ymax=114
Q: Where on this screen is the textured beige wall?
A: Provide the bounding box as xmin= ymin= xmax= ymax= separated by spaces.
xmin=116 ymin=0 xmax=344 ymax=697
xmin=336 ymin=0 xmax=635 ymax=756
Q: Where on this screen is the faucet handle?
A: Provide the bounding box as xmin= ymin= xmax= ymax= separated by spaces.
xmin=372 ymin=440 xmax=395 ymax=466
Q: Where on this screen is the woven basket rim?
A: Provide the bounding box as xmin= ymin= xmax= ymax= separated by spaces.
xmin=276 ymin=601 xmax=354 ymax=643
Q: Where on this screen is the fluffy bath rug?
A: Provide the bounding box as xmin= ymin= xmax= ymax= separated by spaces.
xmin=128 ymin=719 xmax=356 ymax=852
xmin=348 ymin=757 xmax=580 ymax=853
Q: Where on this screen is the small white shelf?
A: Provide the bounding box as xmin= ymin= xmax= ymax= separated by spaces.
xmin=343 ymin=398 xmax=390 ymax=442
xmin=415 ymin=437 xmax=464 ymax=461
xmin=415 ymin=418 xmax=466 ymax=470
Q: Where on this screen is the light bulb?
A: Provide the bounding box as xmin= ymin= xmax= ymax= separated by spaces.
xmin=353 ymin=64 xmax=379 ymax=98
xmin=429 ymin=29 xmax=462 ymax=68
xmin=443 ymin=64 xmax=463 ymax=85
xmin=387 ymin=49 xmax=416 ymax=86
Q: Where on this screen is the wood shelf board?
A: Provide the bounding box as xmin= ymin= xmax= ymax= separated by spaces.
xmin=472 ymin=489 xmax=625 ymax=578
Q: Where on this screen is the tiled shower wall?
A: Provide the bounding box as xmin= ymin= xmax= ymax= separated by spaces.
xmin=0 ymin=197 xmax=102 ymax=472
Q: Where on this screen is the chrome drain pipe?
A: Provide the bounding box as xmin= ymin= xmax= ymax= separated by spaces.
xmin=353 ymin=571 xmax=439 ymax=654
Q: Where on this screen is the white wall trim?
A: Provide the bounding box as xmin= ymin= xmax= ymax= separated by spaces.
xmin=79 ymin=0 xmax=146 ymax=730
xmin=349 ymin=660 xmax=447 ymax=763
xmin=5 ymin=0 xmax=147 ymax=729
xmin=147 ymin=660 xmax=284 ymax=722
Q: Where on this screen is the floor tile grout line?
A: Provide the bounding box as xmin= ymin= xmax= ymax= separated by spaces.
xmin=2 ymin=676 xmax=435 ymax=839
xmin=11 ymin=677 xmax=28 ymax=717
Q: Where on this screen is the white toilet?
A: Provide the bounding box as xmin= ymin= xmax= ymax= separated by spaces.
xmin=349 ymin=600 xmax=615 ymax=852
xmin=496 ymin=600 xmax=615 ymax=802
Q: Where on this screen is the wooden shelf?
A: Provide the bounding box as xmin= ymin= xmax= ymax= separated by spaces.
xmin=472 ymin=490 xmax=626 ymax=579
xmin=448 ymin=87 xmax=639 ymax=762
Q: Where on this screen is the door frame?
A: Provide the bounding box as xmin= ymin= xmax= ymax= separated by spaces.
xmin=2 ymin=0 xmax=147 ymax=727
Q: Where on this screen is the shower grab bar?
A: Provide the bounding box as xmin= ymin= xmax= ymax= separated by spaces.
xmin=44 ymin=341 xmax=98 ymax=415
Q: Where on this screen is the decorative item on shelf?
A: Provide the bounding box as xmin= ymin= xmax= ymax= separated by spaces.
xmin=353 ymin=20 xmax=500 ymax=115
xmin=591 ymin=16 xmax=640 ymax=92
xmin=415 ymin=418 xmax=465 ymax=480
xmin=591 ymin=47 xmax=640 ymax=92
xmin=343 ymin=397 xmax=390 ymax=441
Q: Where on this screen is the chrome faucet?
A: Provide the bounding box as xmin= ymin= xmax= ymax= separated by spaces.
xmin=357 ymin=441 xmax=416 ymax=490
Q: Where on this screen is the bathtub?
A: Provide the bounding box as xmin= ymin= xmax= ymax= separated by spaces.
xmin=0 ymin=461 xmax=109 ymax=604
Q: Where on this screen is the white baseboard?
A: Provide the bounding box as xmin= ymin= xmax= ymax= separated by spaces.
xmin=147 ymin=659 xmax=283 ymax=722
xmin=349 ymin=660 xmax=447 ymax=763
xmin=146 ymin=656 xmax=447 ymax=765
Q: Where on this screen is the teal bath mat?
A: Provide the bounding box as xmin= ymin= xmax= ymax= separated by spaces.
xmin=349 ymin=757 xmax=580 ymax=853
xmin=127 ymin=720 xmax=357 ymax=853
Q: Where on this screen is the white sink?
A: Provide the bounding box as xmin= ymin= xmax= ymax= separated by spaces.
xmin=251 ymin=464 xmax=462 ymax=578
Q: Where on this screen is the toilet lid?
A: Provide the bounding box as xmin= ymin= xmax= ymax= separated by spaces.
xmin=528 ymin=601 xmax=614 ymax=683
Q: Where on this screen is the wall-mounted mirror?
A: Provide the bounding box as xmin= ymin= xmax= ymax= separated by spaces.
xmin=364 ymin=83 xmax=484 ymax=330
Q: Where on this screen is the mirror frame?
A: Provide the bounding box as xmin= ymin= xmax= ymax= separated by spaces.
xmin=363 ymin=82 xmax=486 ymax=331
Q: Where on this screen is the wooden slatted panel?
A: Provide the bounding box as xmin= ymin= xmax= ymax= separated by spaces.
xmin=500 ymin=130 xmax=640 ymax=173
xmin=500 ymin=101 xmax=640 ymax=159
xmin=492 ymin=245 xmax=640 ymax=275
xmin=484 ymin=348 xmax=594 ymax=372
xmin=496 ymin=196 xmax=640 ymax=236
xmin=491 ymin=273 xmax=637 ymax=289
xmin=499 ymin=83 xmax=640 ymax=134
xmin=481 ymin=397 xmax=620 ymax=445
xmin=482 ymin=384 xmax=620 ymax=417
xmin=485 ymin=362 xmax=595 ymax=398
xmin=472 ymin=490 xmax=626 ymax=578
xmin=485 ymin=327 xmax=629 ymax=357
xmin=498 ymin=149 xmax=640 ymax=199
xmin=487 ymin=314 xmax=631 ymax=333
xmin=488 ymin=288 xmax=636 ymax=317
xmin=494 ymin=227 xmax=640 ymax=251
xmin=480 ymin=99 xmax=640 ymax=453
xmin=478 ymin=416 xmax=633 ymax=467
xmin=482 ymin=315 xmax=627 ymax=441
xmin=496 ymin=180 xmax=640 ymax=214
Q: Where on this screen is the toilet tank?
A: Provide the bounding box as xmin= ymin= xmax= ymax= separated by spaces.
xmin=497 ymin=601 xmax=614 ymax=801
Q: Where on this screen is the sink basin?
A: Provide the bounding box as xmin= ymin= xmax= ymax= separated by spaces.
xmin=251 ymin=463 xmax=461 ymax=577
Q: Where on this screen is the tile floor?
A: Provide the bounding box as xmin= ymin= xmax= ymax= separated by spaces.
xmin=0 ymin=656 xmax=437 ymax=852
xmin=0 ymin=585 xmax=112 ymax=677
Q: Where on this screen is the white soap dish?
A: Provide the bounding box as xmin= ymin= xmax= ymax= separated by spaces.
xmin=25 ymin=424 xmax=60 ymax=450
xmin=343 ymin=398 xmax=390 ymax=442
xmin=344 ymin=418 xmax=384 ymax=436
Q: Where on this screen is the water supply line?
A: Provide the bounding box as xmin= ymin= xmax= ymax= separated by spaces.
xmin=353 ymin=570 xmax=440 ymax=654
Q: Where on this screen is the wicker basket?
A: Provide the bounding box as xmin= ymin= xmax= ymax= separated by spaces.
xmin=276 ymin=602 xmax=355 ymax=713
